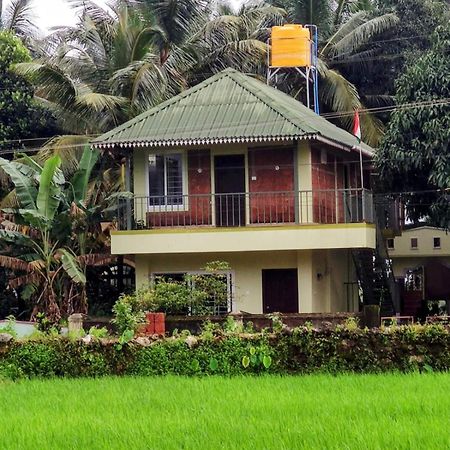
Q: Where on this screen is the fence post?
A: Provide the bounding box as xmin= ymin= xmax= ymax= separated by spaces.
xmin=363 ymin=305 xmax=380 ymax=328
xmin=68 ymin=313 xmax=84 ymax=334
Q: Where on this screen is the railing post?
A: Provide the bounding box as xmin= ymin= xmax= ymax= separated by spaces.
xmin=125 ymin=155 xmax=132 ymax=230
xmin=361 ymin=188 xmax=366 ymax=222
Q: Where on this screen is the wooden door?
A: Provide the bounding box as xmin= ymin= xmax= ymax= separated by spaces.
xmin=214 ymin=154 xmax=245 ymax=227
xmin=262 ymin=269 xmax=299 ymax=313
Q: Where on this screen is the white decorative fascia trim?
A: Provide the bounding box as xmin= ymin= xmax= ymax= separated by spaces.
xmin=91 ymin=134 xmax=317 ymax=149
xmin=314 ymin=135 xmax=373 ymax=157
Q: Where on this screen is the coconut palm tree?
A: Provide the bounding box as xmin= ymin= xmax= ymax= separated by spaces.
xmin=0 ymin=0 xmax=38 ymax=41
xmin=13 ymin=0 xmax=211 ymax=135
xmin=192 ymin=1 xmax=285 ymax=79
xmin=265 ymin=0 xmax=399 ymax=144
xmin=14 ymin=0 xmax=285 ymax=136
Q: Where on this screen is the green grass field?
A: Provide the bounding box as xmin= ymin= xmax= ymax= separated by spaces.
xmin=1 ymin=374 xmax=449 ymax=449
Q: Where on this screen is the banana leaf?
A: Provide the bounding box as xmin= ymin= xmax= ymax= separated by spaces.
xmin=59 ymin=248 xmax=86 ymax=284
xmin=71 ymin=146 xmax=100 ymax=204
xmin=0 ymin=157 xmax=37 ymax=210
xmin=36 ymin=155 xmax=62 ymax=223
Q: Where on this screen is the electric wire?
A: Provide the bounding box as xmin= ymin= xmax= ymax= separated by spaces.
xmin=0 ymin=99 xmax=448 ymax=153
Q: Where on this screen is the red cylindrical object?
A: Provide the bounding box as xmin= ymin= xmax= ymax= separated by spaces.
xmin=153 ymin=313 xmax=166 ymax=335
xmin=143 ymin=312 xmax=165 ymax=336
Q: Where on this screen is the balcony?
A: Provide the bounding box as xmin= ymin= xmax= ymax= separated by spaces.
xmin=115 ymin=188 xmax=374 ymax=231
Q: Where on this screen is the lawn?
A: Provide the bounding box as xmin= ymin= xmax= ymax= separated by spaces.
xmin=1 ymin=374 xmax=449 ymax=449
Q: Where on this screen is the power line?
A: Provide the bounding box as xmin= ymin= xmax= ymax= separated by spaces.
xmin=0 ymin=98 xmax=448 ymax=151
xmin=0 ymin=134 xmax=100 ymax=144
xmin=321 ymin=98 xmax=450 ymax=119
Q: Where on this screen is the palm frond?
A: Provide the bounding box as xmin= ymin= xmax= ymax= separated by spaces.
xmin=324 ymin=12 xmax=399 ymax=58
xmin=319 ymin=65 xmax=360 ymax=114
xmin=36 ymin=136 xmax=91 ymax=178
xmin=73 ymin=91 xmax=130 ymax=129
xmin=13 ymin=61 xmax=78 ymax=109
xmin=3 ymin=0 xmax=38 ymax=38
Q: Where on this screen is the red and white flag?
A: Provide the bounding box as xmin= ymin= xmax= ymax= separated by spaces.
xmin=353 ymin=110 xmax=361 ymax=141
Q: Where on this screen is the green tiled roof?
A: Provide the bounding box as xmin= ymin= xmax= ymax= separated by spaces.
xmin=93 ymin=68 xmax=373 ymax=155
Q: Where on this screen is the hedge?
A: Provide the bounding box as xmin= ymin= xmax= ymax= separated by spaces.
xmin=1 ymin=324 xmax=450 ymax=379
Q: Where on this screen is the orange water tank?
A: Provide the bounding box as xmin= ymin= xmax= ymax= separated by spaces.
xmin=271 ymin=25 xmax=311 ymax=68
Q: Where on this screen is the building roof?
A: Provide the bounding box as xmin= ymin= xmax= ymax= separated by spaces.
xmin=397 ymin=225 xmax=447 ymax=233
xmin=92 ymin=68 xmax=373 ymax=155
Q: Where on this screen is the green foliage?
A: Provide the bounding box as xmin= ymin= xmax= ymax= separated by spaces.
xmin=241 ymin=345 xmax=273 ymax=371
xmin=145 ymin=279 xmax=195 ymax=315
xmin=58 ymin=249 xmax=86 ymax=284
xmin=35 ymin=313 xmax=60 ymax=335
xmin=2 ymin=323 xmax=450 ymax=379
xmin=269 ymin=313 xmax=284 ymax=332
xmin=111 ymin=294 xmax=146 ymax=335
xmin=88 ymin=326 xmax=109 ymax=339
xmin=0 ymin=315 xmax=17 ymax=338
xmin=111 ymin=262 xmax=231 ymax=330
xmin=0 ymin=30 xmax=55 ymax=147
xmin=0 ymin=30 xmax=30 ymax=70
xmin=0 ymin=146 xmax=113 ymax=320
xmin=376 ymin=23 xmax=450 ymax=227
xmin=116 ymin=329 xmax=135 ymax=351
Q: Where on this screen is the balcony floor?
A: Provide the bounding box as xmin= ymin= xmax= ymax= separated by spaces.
xmin=111 ymin=222 xmax=376 ymax=255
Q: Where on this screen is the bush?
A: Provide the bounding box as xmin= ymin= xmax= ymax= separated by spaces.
xmin=112 ymin=293 xmax=147 ymax=335
xmin=1 ymin=323 xmax=450 ymax=379
xmin=112 ymin=261 xmax=232 ymax=334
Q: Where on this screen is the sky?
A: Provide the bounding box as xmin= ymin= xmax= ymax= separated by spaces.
xmin=3 ymin=0 xmax=245 ymax=34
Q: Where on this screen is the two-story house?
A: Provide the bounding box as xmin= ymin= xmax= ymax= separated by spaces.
xmin=388 ymin=226 xmax=450 ymax=316
xmin=93 ymin=68 xmax=376 ymax=315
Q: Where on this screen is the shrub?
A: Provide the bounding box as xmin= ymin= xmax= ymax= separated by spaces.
xmin=0 ymin=316 xmax=17 ymax=338
xmin=112 ymin=261 xmax=232 ymax=334
xmin=112 ymin=293 xmax=147 ymax=335
xmin=1 ymin=324 xmax=450 ymax=379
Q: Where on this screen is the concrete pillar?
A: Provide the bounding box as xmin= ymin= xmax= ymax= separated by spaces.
xmin=297 ymin=141 xmax=313 ymax=223
xmin=135 ymin=254 xmax=150 ymax=290
xmin=297 ymin=250 xmax=313 ymax=313
xmin=68 ymin=313 xmax=84 ymax=334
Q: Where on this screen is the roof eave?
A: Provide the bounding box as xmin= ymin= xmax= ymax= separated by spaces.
xmin=91 ymin=134 xmax=317 ymax=149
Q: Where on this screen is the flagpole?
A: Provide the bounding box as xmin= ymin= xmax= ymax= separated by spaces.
xmin=359 ymin=139 xmax=365 ymax=221
xmin=353 ymin=110 xmax=365 ymax=221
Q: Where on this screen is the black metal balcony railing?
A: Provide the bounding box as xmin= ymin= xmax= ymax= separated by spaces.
xmin=115 ymin=188 xmax=373 ymax=231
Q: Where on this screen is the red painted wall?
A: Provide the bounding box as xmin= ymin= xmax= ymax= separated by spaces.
xmin=147 ymin=150 xmax=211 ymax=227
xmin=248 ymin=147 xmax=295 ymax=224
xmin=311 ymin=147 xmax=345 ymax=223
xmin=145 ymin=145 xmax=364 ymax=228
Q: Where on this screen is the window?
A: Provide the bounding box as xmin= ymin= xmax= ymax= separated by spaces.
xmin=410 ymin=238 xmax=418 ymax=249
xmin=433 ymin=237 xmax=441 ymax=249
xmin=151 ymin=271 xmax=233 ymax=315
xmin=387 ymin=238 xmax=394 ymax=249
xmin=405 ymin=269 xmax=423 ymax=291
xmin=148 ymin=153 xmax=184 ymax=206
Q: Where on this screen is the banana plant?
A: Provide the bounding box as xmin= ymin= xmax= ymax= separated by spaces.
xmin=0 ymin=147 xmax=113 ymax=321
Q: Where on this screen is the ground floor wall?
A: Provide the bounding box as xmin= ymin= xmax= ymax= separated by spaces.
xmin=392 ymin=256 xmax=450 ymax=277
xmin=134 ymin=249 xmax=357 ymax=314
xmin=391 ymin=256 xmax=450 ymax=316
